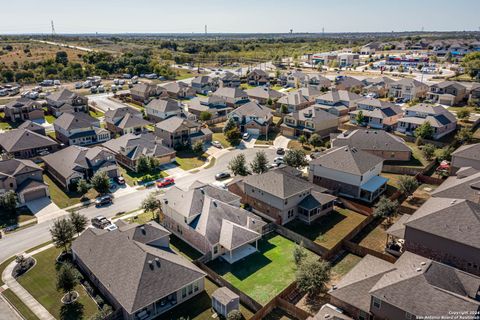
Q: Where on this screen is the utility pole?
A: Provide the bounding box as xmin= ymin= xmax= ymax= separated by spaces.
xmin=205 ymin=25 xmax=207 ymax=36
xmin=51 ymin=20 xmax=56 ymax=39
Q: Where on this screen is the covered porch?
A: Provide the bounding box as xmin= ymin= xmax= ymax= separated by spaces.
xmin=359 ymin=175 xmax=388 ymax=203
xmin=221 ymin=242 xmax=258 ymax=264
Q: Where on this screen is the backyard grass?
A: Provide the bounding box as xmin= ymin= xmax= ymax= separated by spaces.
xmin=352 ymin=215 xmax=402 ymax=252
xmin=89 ymin=109 xmax=104 ymax=119
xmin=207 ymin=234 xmax=317 ymax=305
xmin=2 ymin=288 xmax=40 ymax=320
xmin=212 ymin=132 xmax=231 ymax=148
xmin=240 ymin=83 xmax=256 ymax=90
xmin=0 ymin=120 xmax=12 ymax=130
xmin=175 ymin=150 xmax=207 ymax=171
xmin=285 ymin=208 xmax=367 ymax=250
xmin=330 ymin=253 xmax=363 ymax=279
xmin=44 ymin=115 xmax=56 ymax=124
xmin=17 ymin=247 xmax=99 ymax=320
xmin=404 ymin=142 xmax=429 ymax=166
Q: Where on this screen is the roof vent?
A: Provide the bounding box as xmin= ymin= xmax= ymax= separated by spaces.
xmin=148 ymin=260 xmax=154 ymax=270
xmin=155 ymin=257 xmax=161 ymax=267
xmin=140 ymin=226 xmax=146 ymax=235
xmin=450 ymin=199 xmax=457 ymax=205
xmin=200 ymin=188 xmax=204 ymax=194
xmin=213 ymin=201 xmax=217 ymax=207
xmin=332 ymin=285 xmax=337 ymax=290
xmin=416 ymin=267 xmax=422 ymax=272
xmin=420 ymin=262 xmax=426 ymax=266
xmin=324 ymin=314 xmax=331 ymax=319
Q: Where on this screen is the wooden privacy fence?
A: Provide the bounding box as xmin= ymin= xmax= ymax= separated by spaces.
xmin=343 ymin=240 xmax=397 ymax=263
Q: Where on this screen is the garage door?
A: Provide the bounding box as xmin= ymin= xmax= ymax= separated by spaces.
xmin=246 ymin=128 xmax=260 ymax=135
xmin=23 ymin=188 xmax=47 ymax=202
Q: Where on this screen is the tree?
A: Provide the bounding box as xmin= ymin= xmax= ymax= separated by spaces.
xmin=296 ymin=258 xmax=331 ymax=296
xmin=136 ymin=155 xmax=151 ymax=174
xmin=56 ymin=264 xmax=78 ymax=302
xmin=298 ymin=135 xmax=307 ymax=146
xmin=227 ymin=310 xmax=242 ymax=320
xmin=456 ymin=109 xmax=470 ymax=120
xmin=192 ymin=140 xmax=204 ymax=155
xmin=293 ymin=242 xmax=307 ymax=266
xmin=223 ymin=117 xmax=236 ymax=133
xmin=461 ymin=52 xmax=480 ymax=79
xmin=421 ymin=144 xmax=436 ymax=160
xmin=435 ymin=146 xmax=454 ymax=162
xmin=280 ymin=104 xmax=289 ymax=114
xmin=55 ymin=51 xmax=69 ymax=65
xmin=308 ymin=134 xmax=322 ymax=148
xmin=415 ymin=122 xmax=434 ymax=140
xmin=284 ymin=149 xmax=308 ymax=168
xmin=69 ymin=211 xmax=88 ymax=236
xmin=225 ymin=127 xmax=242 ymax=146
xmin=250 ymin=151 xmax=269 ymax=174
xmin=373 ymin=197 xmax=398 ymax=219
xmin=0 ymin=190 xmax=18 ymax=213
xmin=90 ymin=171 xmax=111 ymax=194
xmin=141 ymin=193 xmax=162 ymax=222
xmin=228 ymin=154 xmax=249 ymax=176
xmin=50 ymin=218 xmax=75 ymax=253
xmin=199 ymin=111 xmax=212 ymax=122
xmin=76 ymin=179 xmax=89 ymax=198
xmin=355 ymin=110 xmax=365 ymax=125
xmin=455 ymin=127 xmax=473 ymax=144
xmin=397 ymin=176 xmax=419 ymax=197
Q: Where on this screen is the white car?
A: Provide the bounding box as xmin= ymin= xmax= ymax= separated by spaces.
xmin=212 ymin=141 xmax=222 ymax=148
xmin=273 ymin=156 xmax=284 ymax=165
xmin=105 ymin=223 xmax=118 ymax=232
xmin=242 ymin=132 xmax=250 ymax=140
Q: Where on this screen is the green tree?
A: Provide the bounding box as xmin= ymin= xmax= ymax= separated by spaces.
xmin=293 ymin=242 xmax=307 ymax=266
xmin=141 ymin=193 xmax=162 ymax=222
xmin=373 ymin=197 xmax=398 ymax=219
xmin=296 ymin=258 xmax=331 ymax=296
xmin=223 ymin=117 xmax=237 ymax=133
xmin=76 ymin=179 xmax=90 ymax=198
xmin=280 ymin=104 xmax=289 ymax=114
xmin=455 ymin=127 xmax=473 ymax=144
xmin=50 ymin=218 xmax=75 ymax=253
xmin=228 ymin=154 xmax=249 ymax=176
xmin=415 ymin=122 xmax=434 ymax=140
xmin=397 ymin=176 xmax=419 ymax=197
xmin=56 ymin=264 xmax=78 ymax=302
xmin=250 ymin=151 xmax=269 ymax=174
xmin=199 ymin=111 xmax=212 ymax=122
xmin=461 ymin=52 xmax=480 ymax=79
xmin=308 ymin=134 xmax=322 ymax=148
xmin=0 ymin=190 xmax=18 ymax=213
xmin=225 ymin=127 xmax=242 ymax=146
xmin=90 ymin=171 xmax=111 ymax=194
xmin=456 ymin=109 xmax=470 ymax=120
xmin=435 ymin=146 xmax=454 ymax=162
xmin=284 ymin=149 xmax=308 ymax=168
xmin=227 ymin=310 xmax=242 ymax=320
xmin=55 ymin=51 xmax=69 ymax=65
xmin=69 ymin=211 xmax=88 ymax=236
xmin=422 ymin=144 xmax=436 ymax=160
xmin=355 ymin=110 xmax=365 ymax=125
xmin=136 ymin=155 xmax=151 ymax=174
xmin=192 ymin=140 xmax=204 ymax=155
xmin=298 ymin=135 xmax=307 ymax=146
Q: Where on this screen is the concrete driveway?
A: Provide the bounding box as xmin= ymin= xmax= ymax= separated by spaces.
xmin=274 ymin=135 xmax=291 ymax=149
xmin=159 ymin=162 xmax=189 ymax=178
xmin=25 ymin=198 xmax=66 ymax=223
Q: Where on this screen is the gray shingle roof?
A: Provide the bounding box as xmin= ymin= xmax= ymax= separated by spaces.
xmin=310 ymin=146 xmax=383 ymax=175
xmin=54 ymin=112 xmax=98 ymax=131
xmin=211 ymin=287 xmax=238 ymax=305
xmin=431 ymin=171 xmax=480 ymax=202
xmin=245 ymin=87 xmax=284 ymax=100
xmin=452 ymin=143 xmax=480 ymax=162
xmin=154 ymin=116 xmax=200 ymax=133
xmin=146 ymin=98 xmax=181 ymax=113
xmin=102 ymin=133 xmax=175 ymax=161
xmin=331 ymin=129 xmax=411 ymax=153
xmin=316 ymin=90 xmax=361 ymax=104
xmin=0 ymin=159 xmax=42 ymax=181
xmin=277 ymin=91 xmax=308 ymax=106
xmin=230 ymin=101 xmax=273 ymax=120
xmin=0 ymin=129 xmax=57 ymax=153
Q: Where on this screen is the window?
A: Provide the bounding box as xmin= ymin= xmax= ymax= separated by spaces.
xmin=182 ymin=287 xmax=187 ymax=298
xmin=213 ymin=246 xmax=218 ymax=254
xmin=188 ymin=284 xmax=193 ymax=295
xmin=194 ymin=281 xmax=199 ymax=292
xmin=372 ymin=297 xmax=382 ymax=309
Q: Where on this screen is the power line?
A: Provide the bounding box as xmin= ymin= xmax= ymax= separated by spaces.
xmin=51 ymin=20 xmax=56 ymax=38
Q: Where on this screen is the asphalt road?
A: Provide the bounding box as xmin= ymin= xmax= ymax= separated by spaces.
xmin=0 ymin=147 xmax=276 ymax=263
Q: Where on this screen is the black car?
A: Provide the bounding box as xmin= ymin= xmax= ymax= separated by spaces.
xmin=215 ymin=172 xmax=231 ymax=180
xmin=95 ymin=195 xmax=113 ymax=207
xmin=276 ymin=147 xmax=285 ymax=155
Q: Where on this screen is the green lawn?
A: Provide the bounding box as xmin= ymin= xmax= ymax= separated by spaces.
xmin=89 ymin=109 xmax=104 ymax=119
xmin=175 ymin=150 xmax=207 ymax=171
xmin=43 ymin=174 xmax=81 ymax=209
xmin=255 ymin=130 xmax=279 ymax=145
xmin=212 ymin=132 xmax=231 ymax=148
xmin=125 ymin=210 xmax=155 ymax=225
xmin=287 ymin=140 xmax=317 ymax=155
xmin=118 ymin=166 xmax=166 ymax=186
xmin=331 ymin=253 xmax=363 ymax=279
xmin=0 ymin=121 xmax=12 ymax=130
xmin=240 ymin=83 xmax=256 ymax=90
xmin=174 ymin=68 xmax=200 ymax=80
xmin=44 ymin=115 xmax=56 ymax=124
xmin=285 ymin=208 xmax=367 ymax=250
xmin=404 ymin=142 xmax=429 ymax=166
xmin=207 ymin=234 xmax=317 ymax=305
xmin=271 ymin=85 xmax=284 ymax=91
xmin=0 ymin=207 xmax=35 ymax=229
xmin=2 ymin=289 xmax=40 ymax=320
xmin=17 ymin=247 xmax=99 ymax=320
xmin=354 ymin=215 xmax=401 ymax=252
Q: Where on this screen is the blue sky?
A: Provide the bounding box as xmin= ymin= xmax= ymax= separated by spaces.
xmin=1 ymin=0 xmax=479 ymax=34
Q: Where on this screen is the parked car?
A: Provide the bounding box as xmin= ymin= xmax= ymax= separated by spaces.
xmin=95 ymin=195 xmax=113 ymax=207
xmin=276 ymin=147 xmax=285 ymax=155
xmin=115 ymin=176 xmax=126 ymax=185
xmin=156 ymin=177 xmax=175 ymax=188
xmin=273 ymin=156 xmax=284 ymax=165
xmin=91 ymin=215 xmax=112 ymax=228
xmin=215 ymin=172 xmax=231 ymax=180
xmin=90 ymin=86 xmax=98 ymax=94
xmin=242 ymin=132 xmax=250 ymax=140
xmin=98 ymin=85 xmax=105 ymax=93
xmin=105 ymin=224 xmax=118 ymax=232
xmin=74 ymin=83 xmax=83 ymax=89
xmin=212 ymin=141 xmax=222 ymax=148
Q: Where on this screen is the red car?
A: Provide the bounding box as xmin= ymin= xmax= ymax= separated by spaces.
xmin=156 ymin=177 xmax=175 ymax=188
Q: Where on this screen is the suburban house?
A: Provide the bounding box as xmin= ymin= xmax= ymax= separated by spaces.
xmin=187 ymin=96 xmax=231 ymax=123
xmin=388 ymin=78 xmax=429 ymax=101
xmin=335 ymin=76 xmax=364 ymax=92
xmin=396 ymin=104 xmax=457 ymax=139
xmin=450 ymin=143 xmax=480 ymax=173
xmin=162 ymin=81 xmax=196 ymax=99
xmin=4 ymin=98 xmax=44 ymax=122
xmin=191 ymin=76 xmax=217 ymax=94
xmin=329 ymin=252 xmax=480 ymax=320
xmin=211 ymin=87 xmax=249 ymax=107
xmin=430 ymin=168 xmax=480 ymax=203
xmin=228 ymin=166 xmax=337 ymax=225
xmin=154 ymin=116 xmax=212 ymax=148
xmin=360 ymin=42 xmax=383 ymax=55
xmin=309 ymin=146 xmax=387 ymax=203
xmin=277 ymin=90 xmax=311 ymax=113
xmin=245 ymin=86 xmax=284 ymax=105
xmin=227 ymin=101 xmax=273 ymax=136
xmin=331 ymin=129 xmax=412 ymax=162
xmin=281 ymin=105 xmax=339 ymax=138
xmin=46 ymin=89 xmax=89 ymax=117
xmin=362 ymin=77 xmax=394 ymax=97
xmin=427 ymin=81 xmax=467 ymax=106
xmin=349 ymin=98 xmax=403 ymax=129
xmin=43 ymin=145 xmax=119 ymax=190
xmin=303 ymin=74 xmax=331 ymax=91
xmin=297 ymin=87 xmax=323 ymax=102
xmin=53 ymin=112 xmax=110 ymax=146
xmin=315 ymin=90 xmax=361 ymax=117
xmin=159 ymin=181 xmax=266 ymax=263
xmin=219 ymin=72 xmax=241 ymax=88
xmin=130 ymin=83 xmax=166 ymax=103
xmin=72 ymin=221 xmax=206 ymax=320
xmin=105 ymin=107 xmax=151 ymax=136
xmin=0 ymin=129 xmax=58 ymax=159
xmin=145 ymin=98 xmax=183 ymax=122
xmin=282 ymin=71 xmax=307 ymax=88
xmin=0 ymin=159 xmax=49 ymax=204
xmin=103 ymin=133 xmax=176 ymax=172
xmin=470 ymin=83 xmax=480 ymax=104
xmin=18 ymin=120 xmax=46 ymax=135
xmin=307 ymin=304 xmax=353 ymax=320
xmin=246 ymin=69 xmax=269 ymax=86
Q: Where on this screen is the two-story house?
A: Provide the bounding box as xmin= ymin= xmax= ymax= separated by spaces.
xmin=0 ymin=159 xmax=49 ymax=204
xmin=245 ymin=87 xmax=284 ymax=105
xmin=46 ymin=89 xmax=89 ymax=117
xmin=187 ymin=96 xmax=231 ymax=123
xmin=72 ymin=221 xmax=206 ymax=320
xmin=0 ymin=129 xmax=58 ymax=159
xmin=450 ymin=143 xmax=480 ymax=173
xmin=427 ymin=81 xmax=467 ymax=106
xmin=145 ymin=98 xmax=183 ymax=122
xmin=211 ymin=87 xmax=249 ymax=107
xmin=4 ymin=98 xmax=44 ymax=122
xmin=349 ymin=98 xmax=403 ymax=129
xmin=191 ymin=76 xmax=217 ymax=94
xmin=315 ymin=90 xmax=361 ymax=117
xmin=18 ymin=120 xmax=46 ymax=135
xmin=154 ymin=116 xmax=212 ymax=148
xmin=396 ymin=104 xmax=456 ymax=139
xmin=362 ymin=76 xmax=394 ymax=98
xmin=246 ymin=69 xmax=269 ymax=86
xmin=281 ymin=105 xmax=339 ymax=138
xmin=309 ymin=146 xmax=387 ymax=203
xmin=228 ymin=166 xmax=336 ymax=225
xmin=219 ymin=72 xmax=241 ymax=88
xmin=303 ymin=74 xmax=331 ymax=91
xmin=105 ymin=107 xmax=151 ymax=136
xmin=227 ymin=101 xmax=273 ymax=136
xmin=162 ymin=81 xmax=197 ymax=100
xmin=388 ymin=78 xmax=429 ymax=101
xmin=335 ymin=76 xmax=364 ymax=92
xmin=277 ymin=90 xmax=311 ymax=113
xmin=53 ymin=112 xmax=110 ymax=146
xmin=160 ymin=181 xmax=266 ymax=263
xmin=130 ymin=83 xmax=167 ymax=103
xmin=43 ymin=145 xmax=119 ymax=190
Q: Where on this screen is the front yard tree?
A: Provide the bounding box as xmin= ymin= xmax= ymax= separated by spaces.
xmin=284 ymin=149 xmax=308 ymax=168
xmin=421 ymin=144 xmax=436 ymax=160
xmin=228 ymin=154 xmax=249 ymax=176
xmin=456 ymin=109 xmax=470 ymax=120
xmin=373 ymin=197 xmax=399 ymax=219
xmin=199 ymin=111 xmax=212 ymax=122
xmin=225 ymin=127 xmax=242 ymax=146
xmin=56 ymin=264 xmax=79 ymax=303
xmin=308 ymin=134 xmax=322 ymax=148
xmin=0 ymin=190 xmax=18 ymax=213
xmin=69 ymin=211 xmax=88 ymax=236
xmin=415 ymin=121 xmax=434 ymax=140
xmin=90 ymin=171 xmax=111 ymax=195
xmin=141 ymin=193 xmax=163 ymax=222
xmin=298 ymin=135 xmax=307 ymax=146
xmin=192 ymin=140 xmax=204 ymax=155
xmin=397 ymin=176 xmax=419 ymax=197
xmin=250 ymin=151 xmax=268 ymax=174
xmin=355 ymin=111 xmax=365 ymax=125
xmin=455 ymin=127 xmax=473 ymax=144
xmin=76 ymin=179 xmax=90 ymax=198
xmin=136 ymin=155 xmax=151 ymax=174
xmin=50 ymin=217 xmax=75 ymax=253
xmin=223 ymin=117 xmax=236 ymax=133
xmin=296 ymin=258 xmax=331 ymax=296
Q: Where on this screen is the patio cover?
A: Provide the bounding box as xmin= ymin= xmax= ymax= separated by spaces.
xmin=360 ymin=176 xmax=388 ymax=193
